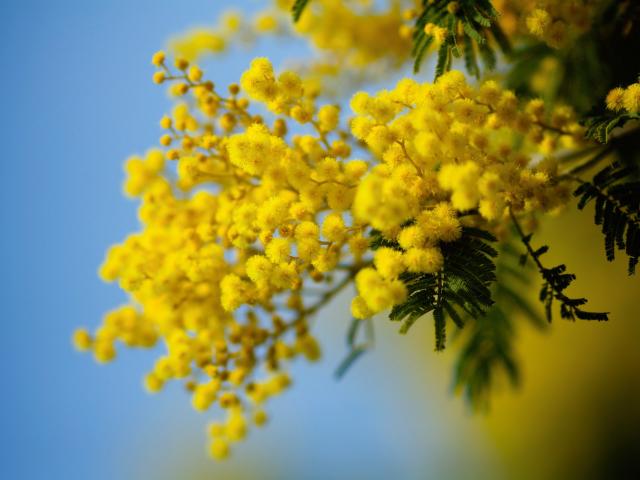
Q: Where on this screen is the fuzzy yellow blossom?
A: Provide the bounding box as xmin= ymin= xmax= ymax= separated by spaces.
xmin=228 ymin=123 xmax=287 ymax=175
xmin=188 ymin=65 xmax=203 ymax=83
xmin=240 ymin=57 xmax=278 ymax=102
xmin=606 ymin=87 xmax=626 ymax=112
xmin=321 ymin=214 xmax=347 ymax=242
xmin=438 ymin=162 xmax=481 ymax=211
xmin=151 ymin=50 xmax=166 ymax=66
xmin=526 ymin=8 xmax=551 ymax=37
xmin=521 ymin=2 xmax=594 ymax=48
xmin=427 ymin=25 xmax=449 ymax=44
xmin=152 ymin=71 xmax=166 ymax=84
xmin=374 ymin=247 xmax=405 ymax=279
xmin=296 ymin=334 xmax=322 ymax=361
xmin=192 ymin=381 xmax=220 ymax=411
xmin=318 ymin=105 xmax=340 ymax=132
xmin=253 ymin=410 xmax=268 ymax=426
xmin=398 ymin=225 xmax=426 ymax=250
xmin=623 ymin=84 xmax=640 ymax=114
xmin=220 ymin=274 xmax=249 ymax=311
xmin=72 ymin=328 xmax=92 ymax=351
xmin=404 ymin=247 xmax=444 ymax=274
xmin=144 ymin=373 xmax=164 ymax=393
xmin=245 ymin=255 xmax=274 ymax=284
xmin=266 ymin=238 xmax=291 ymax=264
xmin=163 ymin=0 xmax=412 ymax=98
xmin=350 ymin=91 xmax=370 ymax=115
xmin=170 ymin=29 xmax=226 ymax=62
xmin=210 ymin=438 xmax=230 ymax=460
xmin=353 ymin=165 xmax=422 ymax=230
xmin=355 ymin=268 xmax=407 ymax=314
xmin=255 ymin=13 xmax=278 ymax=32
xmin=351 ymin=295 xmax=374 ymax=319
xmin=348 ymin=235 xmax=369 ymax=260
xmin=605 ymin=82 xmax=640 ymax=115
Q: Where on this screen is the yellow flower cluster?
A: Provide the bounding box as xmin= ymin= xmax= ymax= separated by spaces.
xmin=606 ymin=81 xmax=640 ymax=114
xmin=75 ymin=53 xmax=369 ymax=460
xmin=423 ymin=22 xmax=449 ymax=45
xmin=174 ymin=0 xmax=410 ymax=62
xmin=75 ymin=51 xmax=582 ymax=460
xmin=523 ymin=1 xmax=597 ymax=47
xmin=347 ymin=70 xmax=578 ymax=316
xmin=353 ymin=71 xmax=578 ymax=217
xmin=73 ymin=306 xmax=157 ymax=363
xmin=164 ymin=0 xmax=613 ymax=104
xmin=166 ymin=0 xmax=412 ymax=95
xmin=168 ymin=6 xmax=289 ymax=62
xmin=289 ymin=0 xmax=411 ymax=67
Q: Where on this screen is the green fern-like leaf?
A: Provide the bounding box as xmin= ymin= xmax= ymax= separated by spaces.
xmin=292 ymin=0 xmax=311 ymax=22
xmin=510 ymin=211 xmax=609 ymax=322
xmin=454 ymin=306 xmax=516 ymax=407
xmin=583 ymin=112 xmax=640 ymax=144
xmin=335 ymin=317 xmax=374 ymax=379
xmin=412 ymin=0 xmax=510 ymax=78
xmin=583 ymin=112 xmax=640 ymax=143
xmin=573 ymin=162 xmax=640 ymax=274
xmin=453 ymin=240 xmax=544 ymax=407
xmin=389 ymin=227 xmax=498 ymax=350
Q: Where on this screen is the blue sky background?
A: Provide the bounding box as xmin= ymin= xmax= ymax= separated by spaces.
xmin=0 ymin=1 xmax=503 ymax=479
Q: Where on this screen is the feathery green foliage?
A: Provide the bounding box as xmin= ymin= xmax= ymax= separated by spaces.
xmin=454 ymin=305 xmax=517 ymax=406
xmin=453 ymin=240 xmax=544 ymax=407
xmin=412 ymin=0 xmax=510 ymax=77
xmin=583 ymin=111 xmax=640 ymax=144
xmin=335 ymin=317 xmax=374 ymax=379
xmin=510 ymin=211 xmax=608 ymax=322
xmin=292 ymin=0 xmax=311 ymax=22
xmin=385 ymin=227 xmax=498 ymax=350
xmin=574 ymin=162 xmax=640 ymax=274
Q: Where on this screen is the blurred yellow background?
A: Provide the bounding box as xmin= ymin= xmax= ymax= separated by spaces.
xmin=482 ymin=209 xmax=640 ymax=480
